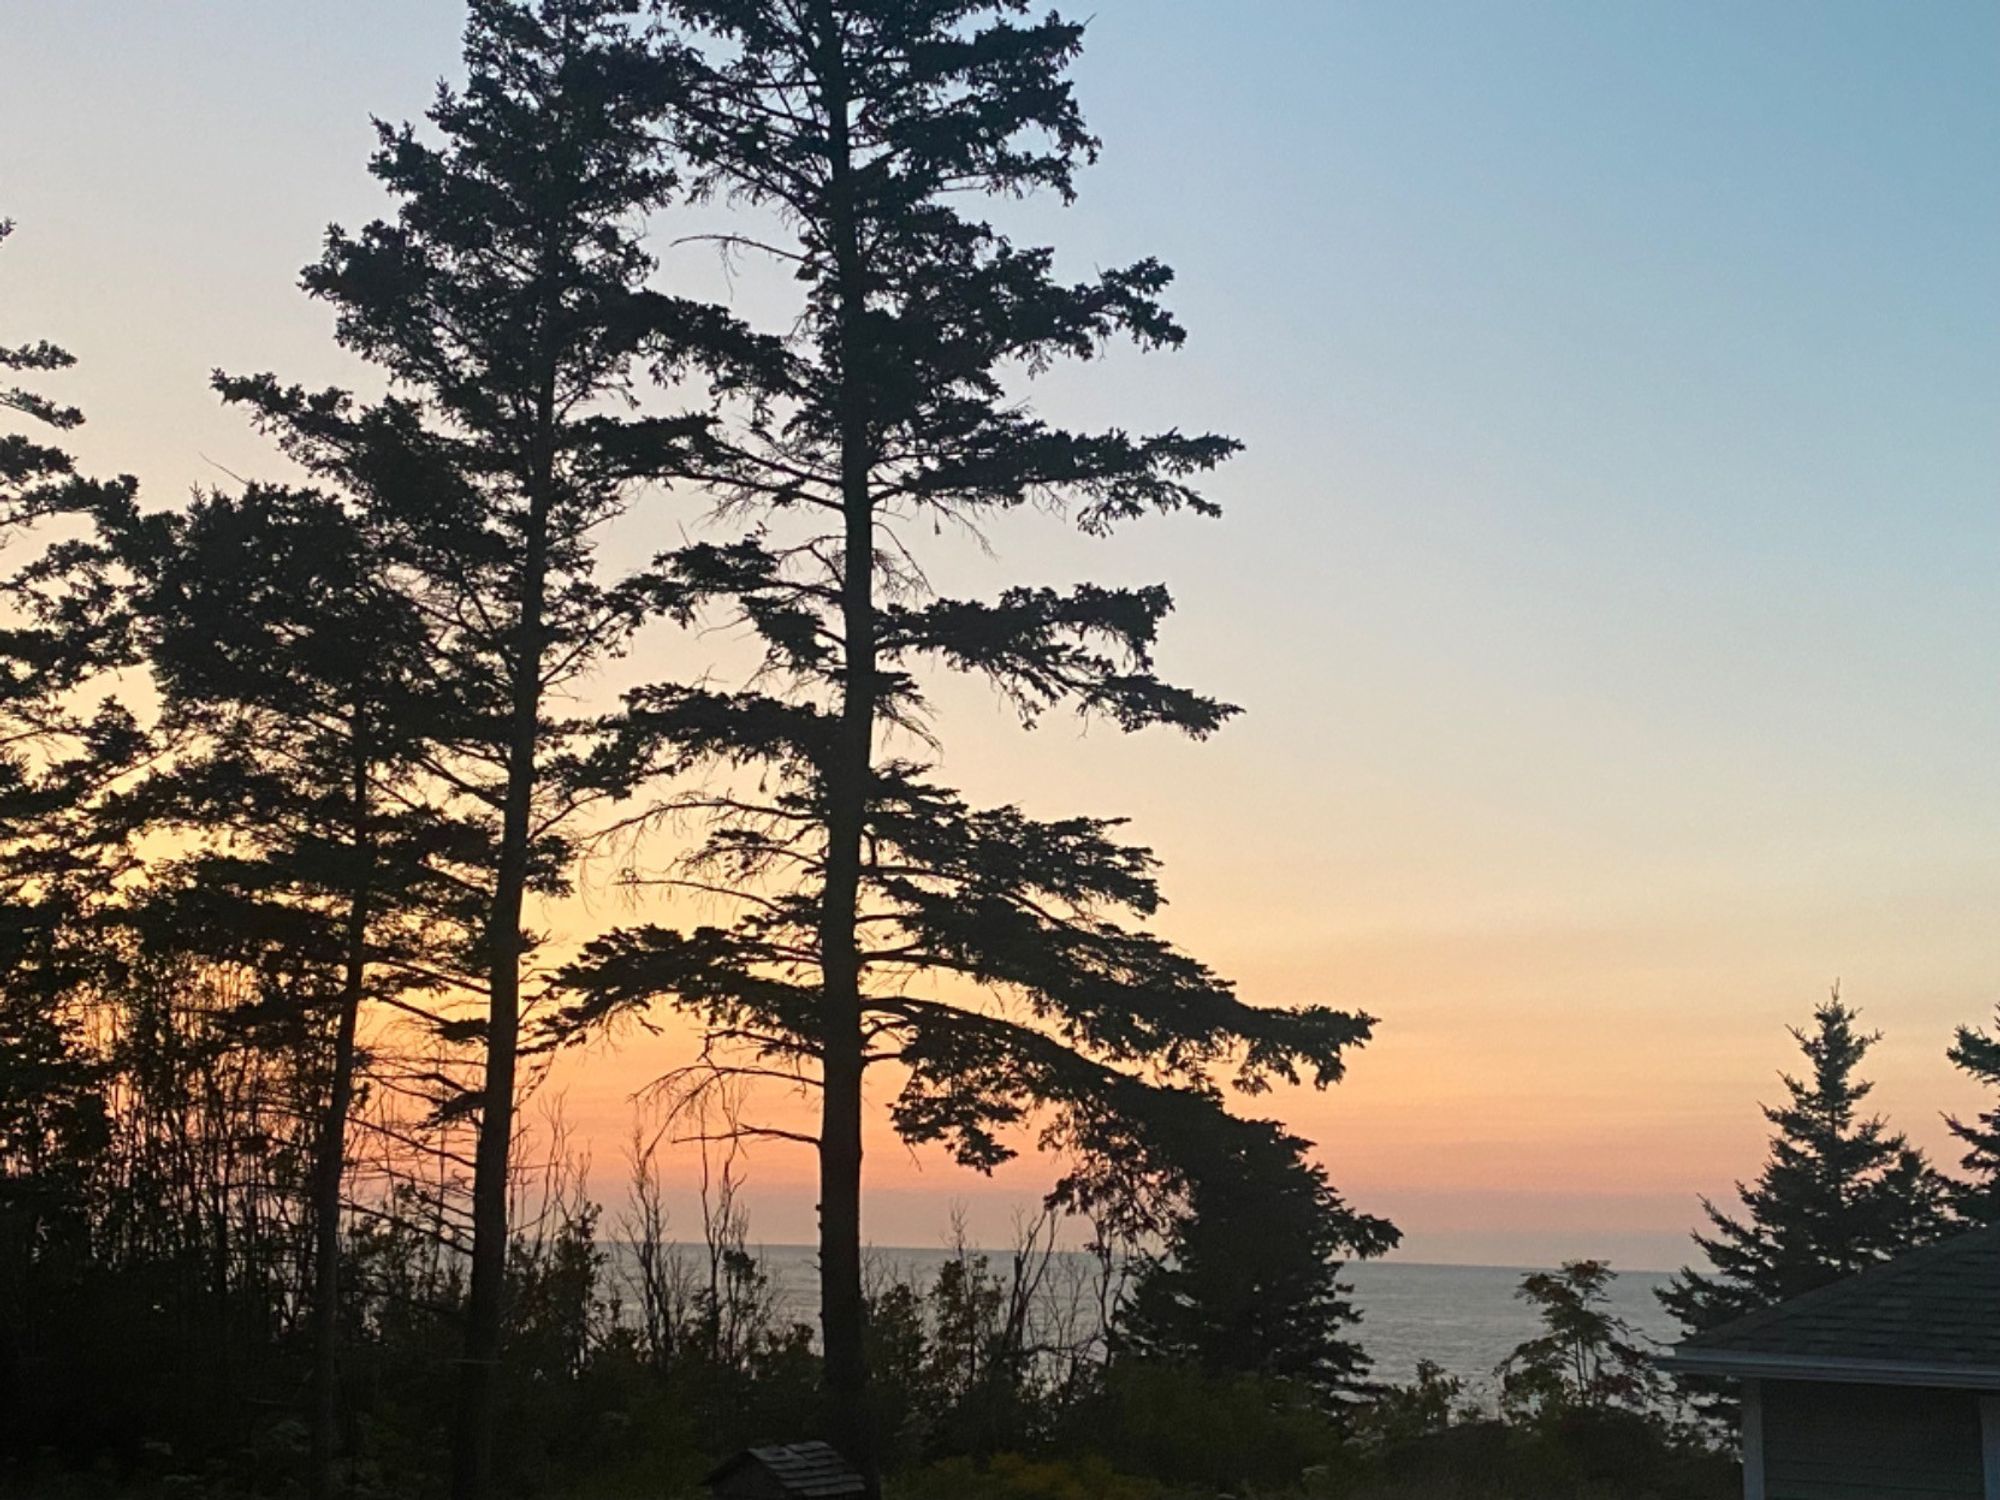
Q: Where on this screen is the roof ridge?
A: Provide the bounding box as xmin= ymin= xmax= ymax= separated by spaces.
xmin=1680 ymin=1221 xmax=2000 ymax=1351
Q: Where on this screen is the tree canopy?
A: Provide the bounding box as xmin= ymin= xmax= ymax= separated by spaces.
xmin=1116 ymin=1116 xmax=1396 ymax=1396
xmin=1660 ymin=991 xmax=1950 ymax=1336
xmin=4 ymin=9 xmax=1400 ymax=1494
xmin=1945 ymin=1006 xmax=2000 ymax=1226
xmin=212 ymin=3 xmax=770 ymax=1490
xmin=0 ymin=217 xmax=140 ymax=1297
xmin=1496 ymin=1260 xmax=1657 ymax=1420
xmin=550 ymin=1 xmax=1390 ymax=1480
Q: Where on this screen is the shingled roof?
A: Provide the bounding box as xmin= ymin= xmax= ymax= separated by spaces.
xmin=1669 ymin=1223 xmax=2000 ymax=1388
xmin=706 ymin=1442 xmax=867 ymax=1500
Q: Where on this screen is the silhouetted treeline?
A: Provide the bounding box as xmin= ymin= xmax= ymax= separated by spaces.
xmin=7 ymin=5 xmax=1999 ymax=1500
xmin=5 ymin=1 xmax=1394 ymax=1494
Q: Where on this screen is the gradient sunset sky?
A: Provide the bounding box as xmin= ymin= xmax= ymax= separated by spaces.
xmin=6 ymin=1 xmax=1999 ymax=1268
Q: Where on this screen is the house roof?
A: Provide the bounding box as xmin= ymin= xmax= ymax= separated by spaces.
xmin=1670 ymin=1223 xmax=2000 ymax=1389
xmin=706 ymin=1442 xmax=867 ymax=1500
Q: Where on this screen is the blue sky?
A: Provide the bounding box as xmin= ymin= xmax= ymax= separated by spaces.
xmin=5 ymin=1 xmax=1998 ymax=1266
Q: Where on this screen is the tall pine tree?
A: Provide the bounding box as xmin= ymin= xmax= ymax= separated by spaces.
xmin=214 ymin=6 xmax=765 ymax=1492
xmin=1661 ymin=990 xmax=1950 ymax=1336
xmin=558 ymin=5 xmax=1388 ymax=1482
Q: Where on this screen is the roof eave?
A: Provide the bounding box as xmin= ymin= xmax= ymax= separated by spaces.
xmin=1663 ymin=1347 xmax=2000 ymax=1392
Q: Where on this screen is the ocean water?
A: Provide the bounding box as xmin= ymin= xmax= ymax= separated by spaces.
xmin=609 ymin=1244 xmax=1681 ymax=1403
xmin=1332 ymin=1260 xmax=1679 ymax=1396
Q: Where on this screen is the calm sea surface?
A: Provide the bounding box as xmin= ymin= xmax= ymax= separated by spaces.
xmin=609 ymin=1245 xmax=1680 ymax=1404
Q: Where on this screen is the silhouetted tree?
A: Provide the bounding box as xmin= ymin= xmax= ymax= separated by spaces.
xmin=1661 ymin=991 xmax=1950 ymax=1337
xmin=0 ymin=221 xmax=140 ymax=1405
xmin=1945 ymin=1006 xmax=2000 ymax=1225
xmin=115 ymin=482 xmax=487 ymax=1500
xmin=213 ymin=5 xmax=763 ymax=1492
xmin=0 ymin=229 xmax=143 ymax=851
xmin=1118 ymin=1118 xmax=1395 ymax=1396
xmin=1497 ymin=1260 xmax=1657 ymax=1419
xmin=1 ymin=213 xmax=143 ymax=1038
xmin=554 ymin=4 xmax=1386 ymax=1484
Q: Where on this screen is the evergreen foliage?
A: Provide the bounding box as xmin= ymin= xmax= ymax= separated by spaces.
xmin=0 ymin=13 xmax=1784 ymax=1500
xmin=0 ymin=221 xmax=144 ymax=863
xmin=1116 ymin=1118 xmax=1394 ymax=1395
xmin=211 ymin=4 xmax=768 ymax=1491
xmin=1660 ymin=991 xmax=1951 ymax=1336
xmin=1945 ymin=1005 xmax=2000 ymax=1224
xmin=553 ymin=3 xmax=1389 ymax=1478
xmin=111 ymin=481 xmax=490 ymax=1500
xmin=0 ymin=219 xmax=142 ymax=1395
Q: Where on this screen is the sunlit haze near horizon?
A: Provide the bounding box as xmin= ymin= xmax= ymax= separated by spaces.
xmin=6 ymin=0 xmax=1998 ymax=1268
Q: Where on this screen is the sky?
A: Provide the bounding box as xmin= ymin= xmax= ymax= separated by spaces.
xmin=5 ymin=1 xmax=1999 ymax=1269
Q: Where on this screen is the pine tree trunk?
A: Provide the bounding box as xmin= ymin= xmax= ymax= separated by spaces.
xmin=811 ymin=7 xmax=877 ymax=1490
xmin=451 ymin=379 xmax=555 ymax=1500
xmin=309 ymin=728 xmax=373 ymax=1500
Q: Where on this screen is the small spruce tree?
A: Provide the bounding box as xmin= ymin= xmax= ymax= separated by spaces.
xmin=1661 ymin=990 xmax=1951 ymax=1336
xmin=1945 ymin=1006 xmax=2000 ymax=1224
xmin=1116 ymin=1117 xmax=1396 ymax=1397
